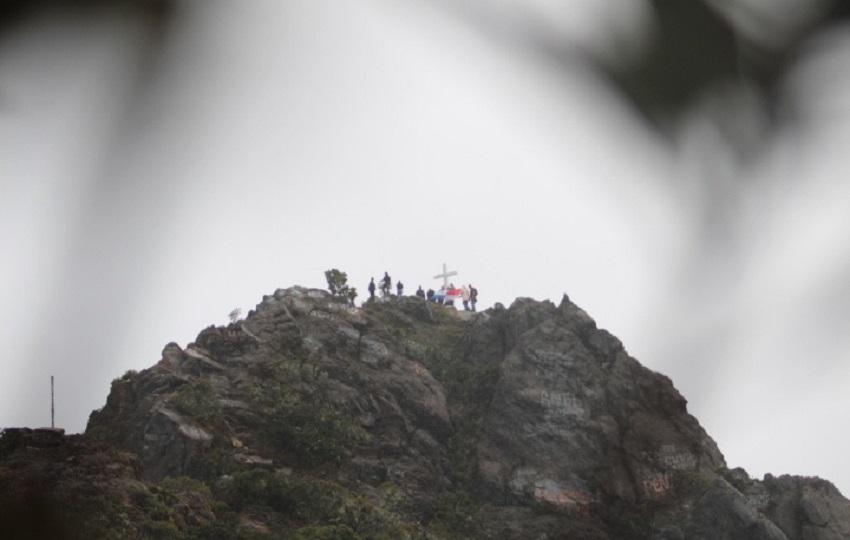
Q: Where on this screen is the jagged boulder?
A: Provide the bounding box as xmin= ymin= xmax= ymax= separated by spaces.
xmin=762 ymin=474 xmax=850 ymax=539
xmin=474 ymin=296 xmax=725 ymax=512
xmin=88 ymin=288 xmax=455 ymax=507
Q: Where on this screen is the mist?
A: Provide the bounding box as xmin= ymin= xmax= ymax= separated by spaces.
xmin=2 ymin=0 xmax=849 ymax=495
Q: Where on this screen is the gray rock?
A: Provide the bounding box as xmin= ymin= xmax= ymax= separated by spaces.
xmin=684 ymin=478 xmax=788 ymax=539
xmin=762 ymin=474 xmax=850 ymax=540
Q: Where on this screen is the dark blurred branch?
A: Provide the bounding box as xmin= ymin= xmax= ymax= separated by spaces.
xmin=426 ymin=0 xmax=850 ymax=136
xmin=0 ymin=0 xmax=175 ymax=47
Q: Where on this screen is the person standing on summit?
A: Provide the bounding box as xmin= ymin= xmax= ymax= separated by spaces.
xmin=368 ymin=278 xmax=376 ymax=300
xmin=396 ymin=280 xmax=404 ymax=297
xmin=382 ymin=272 xmax=391 ymax=296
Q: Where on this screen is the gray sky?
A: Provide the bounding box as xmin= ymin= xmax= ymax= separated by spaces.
xmin=2 ymin=1 xmax=849 ymax=496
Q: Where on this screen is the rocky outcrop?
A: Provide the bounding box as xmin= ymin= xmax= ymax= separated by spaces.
xmin=474 ymin=297 xmax=724 ymax=512
xmin=763 ymin=474 xmax=850 ymax=539
xmin=718 ymin=468 xmax=850 ymax=540
xmin=4 ymin=286 xmax=849 ymax=539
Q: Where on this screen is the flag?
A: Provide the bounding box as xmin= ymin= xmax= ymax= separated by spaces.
xmin=434 ymin=288 xmax=462 ymax=302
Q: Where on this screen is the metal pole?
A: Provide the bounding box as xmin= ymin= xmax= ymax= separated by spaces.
xmin=51 ymin=375 xmax=55 ymax=428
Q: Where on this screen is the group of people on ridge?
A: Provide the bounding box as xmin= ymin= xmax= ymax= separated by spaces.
xmin=367 ymin=272 xmax=401 ymax=299
xmin=421 ymin=283 xmax=478 ymax=311
xmin=367 ymin=272 xmax=479 ymax=312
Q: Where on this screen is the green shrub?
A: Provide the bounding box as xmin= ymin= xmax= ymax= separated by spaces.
xmin=138 ymin=519 xmax=182 ymax=539
xmin=245 ymin=380 xmax=366 ymax=468
xmin=172 ymin=381 xmax=221 ymax=426
xmin=671 ymin=470 xmax=710 ymax=497
xmin=415 ymin=328 xmax=499 ymax=487
xmin=431 ymin=490 xmax=483 ymax=538
xmin=219 ymin=470 xmax=425 ymax=539
xmin=185 ymin=523 xmax=271 ymax=540
xmin=130 ymin=484 xmax=172 ymax=521
xmin=185 ymin=446 xmax=239 ymax=482
xmin=287 ymin=524 xmax=360 ymax=540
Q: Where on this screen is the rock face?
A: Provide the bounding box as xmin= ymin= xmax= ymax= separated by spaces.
xmin=473 ymin=298 xmax=724 ymax=511
xmin=3 ymin=286 xmax=849 ymax=539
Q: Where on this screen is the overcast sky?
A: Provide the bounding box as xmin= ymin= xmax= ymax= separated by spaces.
xmin=2 ymin=0 xmax=849 ymax=496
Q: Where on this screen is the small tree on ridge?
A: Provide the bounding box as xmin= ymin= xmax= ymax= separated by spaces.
xmin=325 ymin=269 xmax=350 ymax=298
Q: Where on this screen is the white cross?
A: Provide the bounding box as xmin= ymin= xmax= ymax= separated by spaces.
xmin=433 ymin=262 xmax=458 ymax=289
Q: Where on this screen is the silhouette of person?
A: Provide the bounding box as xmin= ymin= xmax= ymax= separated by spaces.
xmin=396 ymin=281 xmax=404 ymax=296
xmin=415 ymin=285 xmax=425 ymax=298
xmin=382 ymin=272 xmax=391 ymax=296
xmin=368 ymin=278 xmax=376 ymax=300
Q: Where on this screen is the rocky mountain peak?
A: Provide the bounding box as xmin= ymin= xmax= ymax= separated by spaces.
xmin=3 ymin=286 xmax=848 ymax=539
